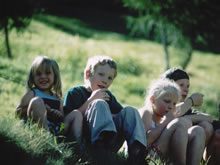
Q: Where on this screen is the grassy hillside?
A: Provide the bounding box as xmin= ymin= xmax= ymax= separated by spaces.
xmin=1 ymin=14 xmax=220 ymax=117
xmin=0 ymin=14 xmax=220 ymax=164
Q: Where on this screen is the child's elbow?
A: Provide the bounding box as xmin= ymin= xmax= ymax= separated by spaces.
xmin=203 ymin=114 xmax=213 ymax=123
xmin=207 ymin=115 xmax=213 ymax=123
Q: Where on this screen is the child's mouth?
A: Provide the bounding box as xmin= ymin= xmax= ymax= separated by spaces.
xmin=182 ymin=95 xmax=187 ymax=100
xmin=98 ymin=85 xmax=105 ymax=88
xmin=39 ymin=80 xmax=48 ymax=85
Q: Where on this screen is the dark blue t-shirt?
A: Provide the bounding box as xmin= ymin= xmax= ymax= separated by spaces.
xmin=63 ymin=86 xmax=123 ymax=115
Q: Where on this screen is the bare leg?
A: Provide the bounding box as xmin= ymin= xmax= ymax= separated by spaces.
xmin=198 ymin=121 xmax=214 ymax=145
xmin=64 ymin=110 xmax=83 ymax=141
xmin=205 ymin=129 xmax=220 ymax=165
xmin=199 ymin=121 xmax=214 ymax=162
xmin=156 ymin=118 xmax=191 ymax=165
xmin=27 ymin=97 xmax=48 ymax=129
xmin=187 ymin=126 xmax=206 ymax=165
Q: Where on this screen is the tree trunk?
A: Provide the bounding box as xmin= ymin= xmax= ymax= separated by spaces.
xmin=4 ymin=23 xmax=12 ymax=58
xmin=182 ymin=45 xmax=192 ymax=70
xmin=160 ymin=22 xmax=169 ymax=70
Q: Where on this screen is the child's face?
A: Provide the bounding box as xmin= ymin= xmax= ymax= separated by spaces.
xmin=152 ymin=92 xmax=178 ymax=117
xmin=88 ymin=64 xmax=115 ymax=91
xmin=175 ymin=79 xmax=190 ymax=102
xmin=34 ymin=67 xmax=54 ymax=94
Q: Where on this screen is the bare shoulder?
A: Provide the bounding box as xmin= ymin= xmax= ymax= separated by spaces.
xmin=139 ymin=107 xmax=151 ymax=119
xmin=139 ymin=107 xmax=152 ymax=130
xmin=16 ymin=89 xmax=35 ymax=116
xmin=22 ymin=90 xmax=35 ymax=101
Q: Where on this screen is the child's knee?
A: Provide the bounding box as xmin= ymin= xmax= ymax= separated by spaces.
xmin=72 ymin=110 xmax=83 ymax=121
xmin=189 ymin=126 xmax=206 ymax=141
xmin=168 ymin=117 xmax=191 ymax=130
xmin=199 ymin=121 xmax=214 ymax=137
xmin=30 ymin=97 xmax=44 ymax=106
xmin=91 ymin=99 xmax=109 ymax=108
xmin=65 ymin=110 xmax=83 ymax=123
xmin=122 ymin=106 xmax=138 ymax=115
xmin=28 ymin=97 xmax=45 ymax=115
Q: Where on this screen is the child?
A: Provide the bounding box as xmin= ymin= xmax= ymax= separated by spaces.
xmin=206 ymin=129 xmax=220 ymax=165
xmin=16 ymin=56 xmax=82 ymax=140
xmin=63 ymin=55 xmax=147 ymax=164
xmin=139 ymin=78 xmax=206 ymax=165
xmin=202 ymin=103 xmax=220 ymax=164
xmin=161 ymin=67 xmax=214 ymax=163
xmin=160 ymin=68 xmax=213 ymax=144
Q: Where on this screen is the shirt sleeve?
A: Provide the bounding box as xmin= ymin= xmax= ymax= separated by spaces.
xmin=63 ymin=87 xmax=86 ymax=115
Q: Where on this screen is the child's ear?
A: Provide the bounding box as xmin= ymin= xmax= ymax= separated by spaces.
xmin=85 ymin=70 xmax=90 ymax=80
xmin=150 ymin=96 xmax=155 ymax=104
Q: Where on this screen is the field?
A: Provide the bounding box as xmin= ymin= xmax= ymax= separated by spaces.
xmin=0 ymin=14 xmax=220 ymax=164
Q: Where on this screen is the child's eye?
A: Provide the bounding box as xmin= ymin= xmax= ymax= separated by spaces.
xmin=36 ymin=71 xmax=42 ymax=76
xmin=46 ymin=71 xmax=51 ymax=75
xmin=98 ymin=73 xmax=104 ymax=76
xmin=164 ymin=99 xmax=170 ymax=103
xmin=108 ymin=76 xmax=113 ymax=80
xmin=179 ymin=83 xmax=184 ymax=87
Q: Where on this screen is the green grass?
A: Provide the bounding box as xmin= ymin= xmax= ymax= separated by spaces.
xmin=0 ymin=14 xmax=220 ymax=164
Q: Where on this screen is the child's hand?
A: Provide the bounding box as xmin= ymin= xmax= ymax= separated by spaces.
xmin=164 ymin=111 xmax=175 ymax=122
xmin=45 ymin=104 xmax=53 ymax=114
xmin=90 ymin=88 xmax=110 ymax=102
xmin=189 ymin=93 xmax=203 ymax=106
xmin=45 ymin=104 xmax=64 ymax=121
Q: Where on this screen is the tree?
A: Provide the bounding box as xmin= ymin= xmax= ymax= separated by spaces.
xmin=0 ymin=0 xmax=41 ymax=58
xmin=123 ymin=0 xmax=220 ymax=70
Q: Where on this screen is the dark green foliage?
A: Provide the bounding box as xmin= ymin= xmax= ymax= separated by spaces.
xmin=0 ymin=0 xmax=40 ymax=30
xmin=123 ymin=0 xmax=220 ymax=70
xmin=123 ymin=0 xmax=220 ymax=53
xmin=0 ymin=0 xmax=42 ymax=58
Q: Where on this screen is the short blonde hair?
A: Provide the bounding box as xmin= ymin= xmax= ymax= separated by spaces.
xmin=84 ymin=55 xmax=117 ymax=84
xmin=27 ymin=56 xmax=62 ymax=99
xmin=144 ymin=78 xmax=181 ymax=111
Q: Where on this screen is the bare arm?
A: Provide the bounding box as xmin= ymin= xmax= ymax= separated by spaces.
xmin=78 ymin=88 xmax=110 ymax=115
xmin=175 ymin=98 xmax=193 ymax=117
xmin=15 ymin=90 xmax=34 ymax=118
xmin=143 ymin=111 xmax=175 ymax=146
xmin=175 ymin=93 xmax=204 ymax=117
xmin=184 ymin=113 xmax=213 ymax=124
xmin=46 ymin=100 xmax=64 ymax=122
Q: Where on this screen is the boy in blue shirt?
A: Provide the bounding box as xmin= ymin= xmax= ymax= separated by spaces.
xmin=63 ymin=55 xmax=146 ymax=164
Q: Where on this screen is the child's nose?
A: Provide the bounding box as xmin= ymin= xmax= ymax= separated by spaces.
xmin=168 ymin=103 xmax=174 ymax=110
xmin=184 ymin=87 xmax=188 ymax=93
xmin=41 ymin=73 xmax=47 ymax=78
xmin=102 ymin=77 xmax=108 ymax=84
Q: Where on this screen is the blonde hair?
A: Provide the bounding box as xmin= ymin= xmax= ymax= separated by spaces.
xmin=27 ymin=56 xmax=62 ymax=99
xmin=84 ymin=55 xmax=117 ymax=84
xmin=143 ymin=78 xmax=181 ymax=112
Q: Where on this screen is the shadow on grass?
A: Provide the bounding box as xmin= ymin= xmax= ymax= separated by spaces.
xmin=34 ymin=11 xmax=141 ymax=41
xmin=0 ymin=135 xmax=46 ymax=165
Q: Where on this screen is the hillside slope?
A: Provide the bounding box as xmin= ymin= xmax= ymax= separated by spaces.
xmin=0 ymin=14 xmax=220 ymax=165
